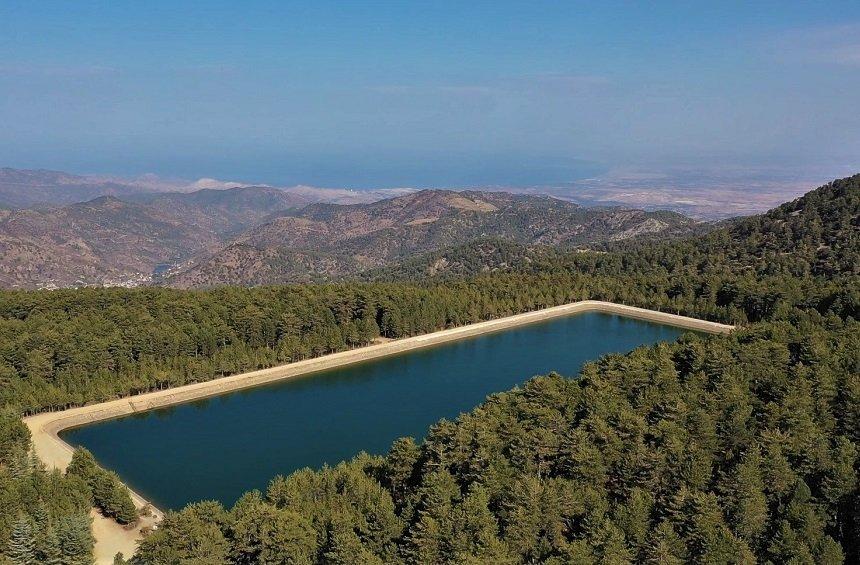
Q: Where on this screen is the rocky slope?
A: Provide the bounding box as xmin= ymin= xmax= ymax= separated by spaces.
xmin=0 ymin=186 xmax=310 ymax=288
xmin=0 ymin=196 xmax=218 ymax=288
xmin=167 ymin=190 xmax=697 ymax=287
xmin=0 ymin=181 xmax=703 ymax=289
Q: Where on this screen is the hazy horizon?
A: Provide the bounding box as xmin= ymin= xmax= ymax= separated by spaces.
xmin=2 ymin=2 xmax=859 ymax=188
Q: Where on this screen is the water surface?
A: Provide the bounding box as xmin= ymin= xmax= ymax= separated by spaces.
xmin=62 ymin=312 xmax=685 ymax=509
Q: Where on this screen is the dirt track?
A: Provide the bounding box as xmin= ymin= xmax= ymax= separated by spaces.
xmin=23 ymin=300 xmax=733 ymax=563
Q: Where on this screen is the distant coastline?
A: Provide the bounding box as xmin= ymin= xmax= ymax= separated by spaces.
xmin=23 ymin=300 xmax=733 ymax=563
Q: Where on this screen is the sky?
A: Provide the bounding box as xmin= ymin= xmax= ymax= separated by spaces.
xmin=1 ymin=1 xmax=859 ymax=187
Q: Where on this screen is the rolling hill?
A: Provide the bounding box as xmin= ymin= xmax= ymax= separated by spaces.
xmin=0 ymin=196 xmax=219 ymax=288
xmin=0 ymin=170 xmax=713 ymax=289
xmin=166 ymin=190 xmax=699 ymax=287
xmin=0 ymin=186 xmax=310 ymax=288
xmin=0 ymin=167 xmax=156 ymax=209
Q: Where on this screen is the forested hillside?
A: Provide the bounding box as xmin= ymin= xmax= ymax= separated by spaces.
xmin=361 ymin=238 xmax=565 ymax=280
xmin=374 ymin=174 xmax=860 ymax=283
xmin=0 ymin=175 xmax=857 ymax=563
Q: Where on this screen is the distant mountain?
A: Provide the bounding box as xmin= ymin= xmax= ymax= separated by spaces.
xmin=282 ymin=185 xmax=417 ymax=205
xmin=0 ymin=196 xmax=219 ymax=288
xmin=0 ymin=186 xmax=314 ymax=288
xmin=0 ymin=166 xmax=420 ymax=210
xmin=0 ymin=167 xmax=708 ymax=289
xmin=0 ymin=167 xmax=157 ymax=208
xmin=166 ymin=190 xmax=698 ymax=287
xmin=129 ymin=186 xmax=311 ymax=236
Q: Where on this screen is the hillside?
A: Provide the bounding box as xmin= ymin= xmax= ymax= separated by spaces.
xmin=128 ymin=186 xmax=311 ymax=237
xmin=360 ymin=238 xmax=561 ymax=281
xmin=707 ymin=173 xmax=860 ymax=276
xmin=0 ymin=167 xmax=156 ymax=209
xmin=167 ymin=190 xmax=697 ymax=287
xmin=0 ymin=196 xmax=220 ymax=288
xmin=0 ymin=186 xmax=312 ymax=288
xmin=375 ymin=174 xmax=860 ymax=283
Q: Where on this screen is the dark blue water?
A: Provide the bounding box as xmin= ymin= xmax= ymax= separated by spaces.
xmin=62 ymin=312 xmax=685 ymax=510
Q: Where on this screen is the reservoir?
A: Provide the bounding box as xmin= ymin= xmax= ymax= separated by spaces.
xmin=62 ymin=312 xmax=686 ymax=510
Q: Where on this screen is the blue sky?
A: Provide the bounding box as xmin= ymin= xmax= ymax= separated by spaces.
xmin=1 ymin=1 xmax=859 ymax=187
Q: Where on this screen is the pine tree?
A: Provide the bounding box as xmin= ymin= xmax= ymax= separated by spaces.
xmin=590 ymin=519 xmax=634 ymax=565
xmin=383 ymin=437 xmax=420 ymax=504
xmin=108 ymin=480 xmax=139 ymax=525
xmin=727 ymin=448 xmax=768 ymax=543
xmin=66 ymin=448 xmax=98 ymax=484
xmin=31 ymin=504 xmax=49 ymax=532
xmin=359 ymin=314 xmax=380 ymax=343
xmin=0 ymin=412 xmax=30 ymax=468
xmin=613 ymin=487 xmax=654 ymax=552
xmin=452 ymin=485 xmax=510 ymax=563
xmin=6 ymin=445 xmax=33 ymax=479
xmin=644 ymin=520 xmax=688 ymax=564
xmin=322 ymin=520 xmax=383 ymax=565
xmin=8 ymin=516 xmax=36 ymax=565
xmin=404 ymin=515 xmax=444 ymax=564
xmin=55 ymin=514 xmax=94 ymax=565
xmin=36 ymin=528 xmax=63 ymax=565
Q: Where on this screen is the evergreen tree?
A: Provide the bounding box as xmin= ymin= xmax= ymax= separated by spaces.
xmin=8 ymin=516 xmax=36 ymax=565
xmin=229 ymin=490 xmax=316 ymax=564
xmin=724 ymin=448 xmax=768 ymax=544
xmin=35 ymin=527 xmax=62 ymax=565
xmin=644 ymin=521 xmax=688 ymax=564
xmin=322 ymin=519 xmax=384 ymax=565
xmin=382 ymin=437 xmax=419 ymax=505
xmin=55 ymin=514 xmax=94 ymax=565
xmin=452 ymin=485 xmax=510 ymax=563
xmin=66 ymin=448 xmax=98 ymax=485
xmin=135 ymin=506 xmax=228 ymax=564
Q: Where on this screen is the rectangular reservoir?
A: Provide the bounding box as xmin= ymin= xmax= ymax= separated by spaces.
xmin=61 ymin=312 xmax=688 ymax=509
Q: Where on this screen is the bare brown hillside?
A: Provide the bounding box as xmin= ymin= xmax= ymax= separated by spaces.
xmin=167 ymin=190 xmax=697 ymax=287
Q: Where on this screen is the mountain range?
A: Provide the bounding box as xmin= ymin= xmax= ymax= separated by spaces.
xmin=165 ymin=190 xmax=696 ymax=287
xmin=0 ymin=168 xmax=701 ymax=289
xmin=0 ymin=167 xmax=415 ymax=210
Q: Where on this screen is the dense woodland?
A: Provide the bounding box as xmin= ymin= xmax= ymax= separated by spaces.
xmin=0 ymin=175 xmax=857 ymax=563
xmin=0 ymin=411 xmax=94 ymax=564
